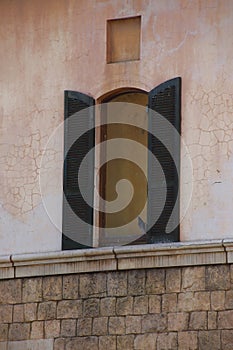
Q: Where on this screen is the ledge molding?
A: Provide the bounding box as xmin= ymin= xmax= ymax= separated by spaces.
xmin=0 ymin=239 xmax=232 ymax=279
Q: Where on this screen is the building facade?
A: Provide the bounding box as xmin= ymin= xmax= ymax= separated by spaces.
xmin=1 ymin=0 xmax=233 ymax=349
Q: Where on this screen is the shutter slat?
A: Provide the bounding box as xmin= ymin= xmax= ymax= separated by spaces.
xmin=147 ymin=77 xmax=181 ymax=243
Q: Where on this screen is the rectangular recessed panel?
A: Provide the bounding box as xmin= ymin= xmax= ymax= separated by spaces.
xmin=107 ymin=16 xmax=141 ymax=63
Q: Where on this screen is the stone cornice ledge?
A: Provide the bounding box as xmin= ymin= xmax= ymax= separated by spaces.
xmin=221 ymin=239 xmax=233 ymax=263
xmin=114 ymin=240 xmax=226 ymax=270
xmin=1 ymin=239 xmax=233 ymax=279
xmin=12 ymin=247 xmax=116 ymax=278
xmin=0 ymin=255 xmax=14 ymax=279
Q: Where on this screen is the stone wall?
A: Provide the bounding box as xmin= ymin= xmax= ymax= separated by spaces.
xmin=0 ymin=263 xmax=233 ymax=350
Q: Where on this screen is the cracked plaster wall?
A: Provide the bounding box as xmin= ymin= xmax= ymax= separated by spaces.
xmin=0 ymin=0 xmax=233 ymax=254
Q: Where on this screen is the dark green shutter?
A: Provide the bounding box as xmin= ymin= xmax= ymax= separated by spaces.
xmin=62 ymin=91 xmax=95 ymax=249
xmin=147 ymin=77 xmax=181 ymax=243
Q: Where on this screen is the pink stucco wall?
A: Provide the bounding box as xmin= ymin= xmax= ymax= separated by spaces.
xmin=1 ymin=0 xmax=233 ymax=254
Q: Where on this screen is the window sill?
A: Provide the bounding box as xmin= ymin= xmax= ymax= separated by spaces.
xmin=1 ymin=239 xmax=233 ymax=280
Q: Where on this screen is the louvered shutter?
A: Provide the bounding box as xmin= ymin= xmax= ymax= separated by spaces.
xmin=62 ymin=91 xmax=95 ymax=249
xmin=147 ymin=77 xmax=181 ymax=243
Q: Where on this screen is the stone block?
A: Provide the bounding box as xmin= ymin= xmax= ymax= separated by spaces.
xmin=142 ymin=313 xmax=167 ymax=333
xmin=7 ymin=339 xmax=53 ymax=350
xmin=60 ymin=319 xmax=76 ymax=337
xmin=133 ymin=295 xmax=148 ymax=314
xmin=116 ymin=296 xmax=133 ymax=315
xmin=177 ymin=291 xmax=211 ymax=312
xmin=83 ymin=298 xmax=99 ymax=317
xmin=109 ymin=316 xmax=125 ymax=335
xmin=193 ymin=292 xmax=210 ymax=311
xmin=230 ymin=264 xmax=233 ymax=284
xmin=198 ymin=330 xmax=221 ymax=350
xmin=38 ymin=301 xmax=56 ymax=320
xmin=92 ymin=317 xmax=108 ymax=335
xmin=117 ymin=335 xmax=134 ymax=349
xmin=66 ymin=336 xmax=98 ymax=350
xmin=149 ymin=295 xmax=161 ymax=313
xmin=107 ymin=272 xmax=127 ymax=297
xmin=146 ymin=269 xmax=165 ymax=294
xmin=0 ymin=324 xmax=8 ymax=341
xmin=9 ymin=323 xmax=30 ymax=341
xmin=208 ymin=311 xmax=217 ymax=329
xmin=162 ymin=293 xmax=177 ymax=312
xmin=168 ymin=312 xmax=189 ymax=331
xmin=13 ymin=304 xmax=24 ymax=322
xmin=125 ymin=315 xmax=141 ymax=334
xmin=42 ymin=276 xmax=62 ymax=301
xmin=30 ymin=321 xmax=44 ymax=340
xmin=54 ymin=338 xmax=66 ymax=350
xmin=100 ymin=297 xmax=116 ymax=316
xmin=157 ymin=332 xmax=177 ymax=350
xmin=99 ymin=336 xmax=116 ymax=350
xmin=189 ymin=312 xmax=207 ymax=330
xmin=44 ymin=320 xmax=60 ymax=338
xmin=178 ymin=292 xmax=194 ymax=312
xmin=222 ymin=330 xmax=233 ymax=350
xmin=24 ymin=303 xmax=37 ymax=321
xmin=178 ymin=331 xmax=198 ymax=350
xmin=230 ymin=265 xmax=233 ymax=285
xmin=57 ymin=300 xmax=82 ymax=319
xmin=218 ymin=310 xmax=233 ymax=329
xmin=225 ymin=290 xmax=233 ymax=309
xmin=0 ymin=304 xmax=13 ymax=323
xmin=211 ymin=291 xmax=225 ymax=310
xmin=0 ymin=279 xmax=22 ymax=304
xmin=79 ymin=273 xmax=106 ymax=298
xmin=166 ymin=268 xmax=181 ymax=293
xmin=22 ymin=278 xmax=42 ymax=302
xmin=205 ymin=266 xmax=230 ymax=290
xmin=182 ymin=267 xmax=205 ymax=291
xmin=128 ymin=270 xmax=145 ymax=295
xmin=77 ymin=318 xmax=92 ymax=336
xmin=134 ymin=333 xmax=157 ymax=349
xmin=63 ymin=275 xmax=79 ymax=299
xmin=0 ymin=343 xmax=7 ymax=350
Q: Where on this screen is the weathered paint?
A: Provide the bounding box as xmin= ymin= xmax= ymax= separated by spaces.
xmin=0 ymin=0 xmax=233 ymax=254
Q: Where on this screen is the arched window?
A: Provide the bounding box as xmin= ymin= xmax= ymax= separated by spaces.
xmin=62 ymin=78 xmax=181 ymax=249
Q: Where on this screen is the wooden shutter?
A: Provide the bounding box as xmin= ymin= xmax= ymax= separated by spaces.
xmin=147 ymin=77 xmax=181 ymax=243
xmin=62 ymin=91 xmax=95 ymax=249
